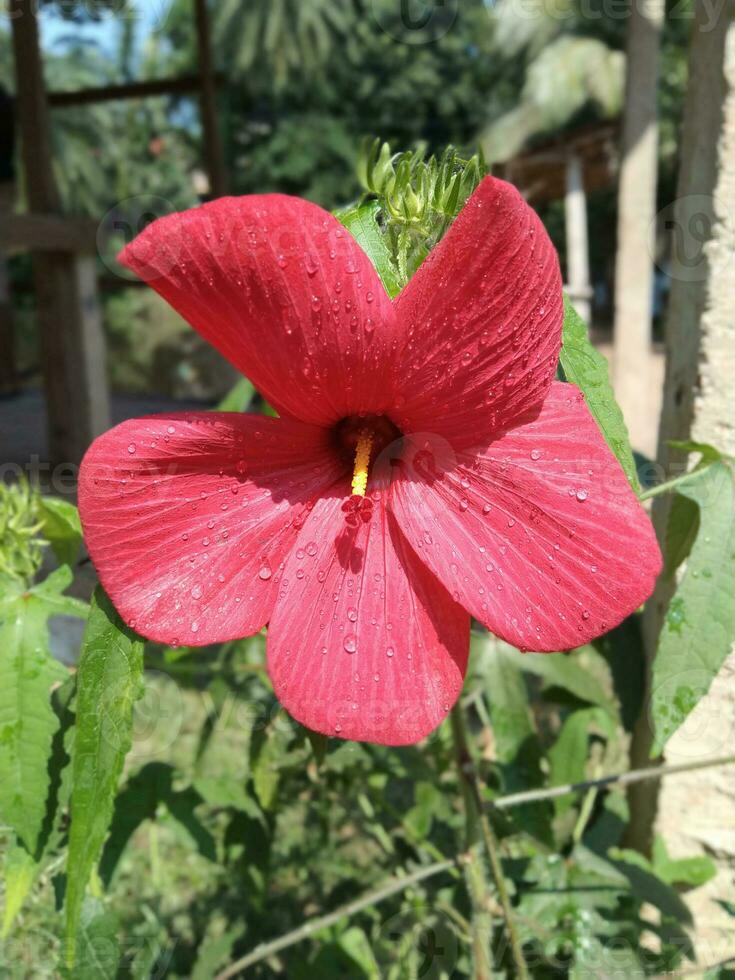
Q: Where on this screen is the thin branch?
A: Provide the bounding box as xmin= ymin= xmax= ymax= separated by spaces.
xmin=451 ymin=706 xmax=528 ymax=979
xmin=213 ymin=858 xmax=456 ymax=980
xmin=492 ymin=753 xmax=735 ymax=809
xmin=216 ymin=753 xmax=735 ymax=978
xmin=638 ymin=471 xmax=699 ymax=501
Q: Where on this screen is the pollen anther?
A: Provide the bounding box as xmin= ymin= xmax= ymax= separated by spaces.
xmin=351 ymin=430 xmax=374 ymax=497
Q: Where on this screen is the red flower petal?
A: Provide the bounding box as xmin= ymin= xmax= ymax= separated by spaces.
xmin=119 ymin=195 xmax=400 ymax=427
xmin=390 ymin=382 xmax=662 ymax=652
xmin=267 ymin=484 xmax=469 ymax=745
xmin=393 ymin=176 xmax=563 ymax=448
xmin=78 ymin=413 xmax=344 ymax=646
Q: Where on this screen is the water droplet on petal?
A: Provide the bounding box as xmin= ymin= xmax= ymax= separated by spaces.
xmin=344 ymin=635 xmax=357 ymax=653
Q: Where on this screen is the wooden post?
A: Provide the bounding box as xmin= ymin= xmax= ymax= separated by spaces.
xmin=564 ymin=152 xmax=592 ymax=324
xmin=194 ymin=0 xmax=228 ymax=198
xmin=612 ymin=0 xmax=664 ymax=446
xmin=9 ymin=0 xmax=109 ymax=465
xmin=0 ymin=182 xmax=16 ymax=396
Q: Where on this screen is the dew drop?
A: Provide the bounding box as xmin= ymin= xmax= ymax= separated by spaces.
xmin=127 ymin=443 xmax=136 ymax=455
xmin=576 ymin=488 xmax=589 ymax=502
xmin=344 ymin=635 xmax=357 ymax=653
xmin=258 ymin=563 xmax=272 ymax=581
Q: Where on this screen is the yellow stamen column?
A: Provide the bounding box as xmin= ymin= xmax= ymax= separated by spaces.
xmin=351 ymin=431 xmax=373 ymax=497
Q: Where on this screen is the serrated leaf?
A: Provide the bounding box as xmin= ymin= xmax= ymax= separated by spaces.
xmin=64 ymin=588 xmax=144 ymax=965
xmin=2 ymin=843 xmax=38 ymax=937
xmin=37 ymin=497 xmax=82 ymax=569
xmin=559 ymin=298 xmax=639 ymax=490
xmin=650 ymin=459 xmax=735 ymax=755
xmin=216 ymin=376 xmax=256 ymax=412
xmin=335 ymin=200 xmax=402 ymax=298
xmin=0 ymin=578 xmax=69 ymax=853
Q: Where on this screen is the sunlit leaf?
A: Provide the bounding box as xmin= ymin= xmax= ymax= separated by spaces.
xmin=559 ymin=298 xmax=639 ymax=491
xmin=0 ymin=575 xmax=69 ymax=852
xmin=216 ymin=376 xmax=256 ymax=413
xmin=335 ymin=199 xmax=402 ymax=298
xmin=650 ymin=458 xmax=735 ymax=755
xmin=37 ymin=497 xmax=83 ymax=569
xmin=2 ymin=843 xmax=38 ymax=937
xmin=65 ymin=589 xmax=144 ymax=964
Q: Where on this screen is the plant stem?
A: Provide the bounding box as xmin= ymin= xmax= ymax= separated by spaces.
xmin=451 ymin=705 xmax=528 ymax=980
xmin=493 ymin=753 xmax=735 ymax=809
xmin=638 ymin=471 xmax=699 ymax=501
xmin=213 ymin=858 xmax=456 ymax=979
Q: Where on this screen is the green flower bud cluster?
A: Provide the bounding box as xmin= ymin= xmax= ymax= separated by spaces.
xmin=0 ymin=478 xmax=47 ymax=587
xmin=356 ymin=138 xmax=486 ymax=284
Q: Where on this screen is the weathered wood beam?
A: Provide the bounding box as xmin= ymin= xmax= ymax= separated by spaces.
xmin=194 ymin=0 xmax=228 ymax=197
xmin=9 ymin=0 xmax=110 ymax=465
xmin=0 ymin=213 xmax=99 ymax=254
xmin=46 ymin=74 xmax=221 ymax=108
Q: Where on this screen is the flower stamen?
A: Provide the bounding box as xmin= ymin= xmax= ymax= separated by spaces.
xmin=351 ymin=430 xmax=374 ymax=497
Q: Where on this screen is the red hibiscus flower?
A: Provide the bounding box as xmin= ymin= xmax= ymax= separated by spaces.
xmin=78 ymin=177 xmax=661 ymax=745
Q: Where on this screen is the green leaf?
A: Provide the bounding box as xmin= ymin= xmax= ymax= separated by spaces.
xmin=478 ymin=637 xmax=552 ymax=842
xmin=65 ymin=588 xmax=144 ymax=965
xmin=251 ymin=727 xmax=287 ymax=811
xmin=608 ymin=847 xmax=693 ymax=925
xmin=335 ymin=200 xmax=403 ymax=298
xmin=652 ymin=834 xmax=716 ymax=888
xmin=548 ymin=708 xmax=604 ymax=816
xmin=664 ymin=492 xmax=700 ymax=577
xmin=66 ymin=898 xmax=120 ymax=980
xmin=0 ymin=578 xmax=68 ymax=852
xmin=517 ymin=649 xmax=615 ymax=717
xmin=303 ymin=725 xmax=328 ymax=765
xmin=37 ymin=497 xmax=82 ymax=569
xmin=559 ymin=298 xmax=639 ymax=490
xmin=191 ymin=925 xmax=245 ymax=980
xmin=650 ymin=459 xmax=735 ymax=755
xmin=2 ymin=843 xmax=38 ymax=937
xmin=100 ymin=763 xmax=216 ymax=886
xmin=216 ymin=376 xmax=256 ymax=412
